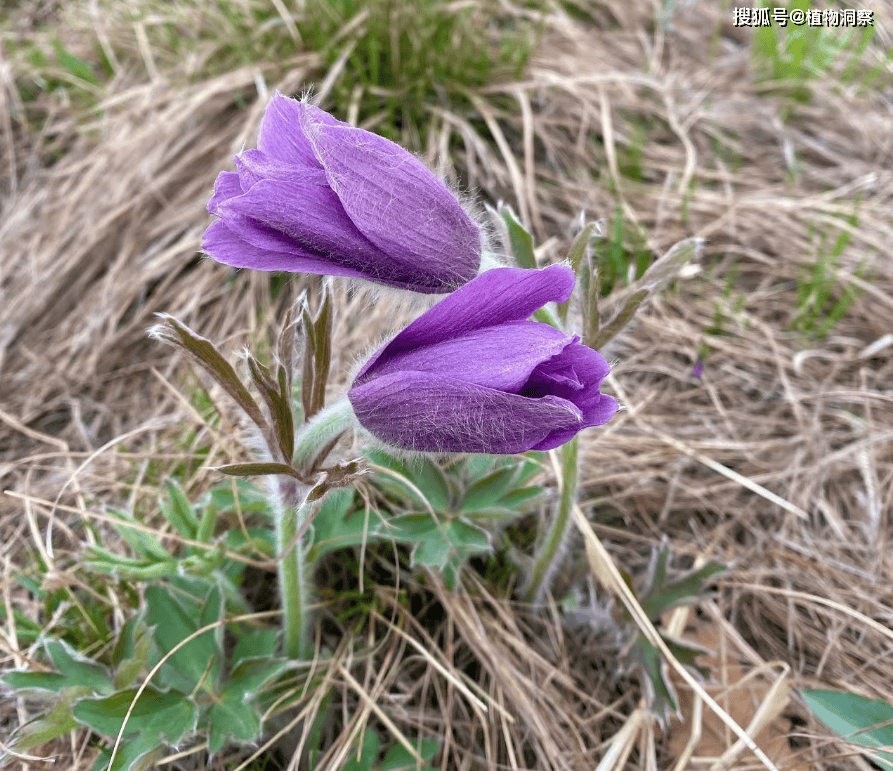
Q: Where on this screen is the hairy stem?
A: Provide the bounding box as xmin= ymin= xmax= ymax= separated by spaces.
xmin=275 ymin=480 xmax=310 ymax=659
xmin=276 ymin=397 xmax=356 ymax=658
xmin=525 ymin=436 xmax=579 ymax=603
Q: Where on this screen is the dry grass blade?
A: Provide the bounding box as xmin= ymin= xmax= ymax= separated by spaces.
xmin=572 ymin=504 xmax=781 ymax=771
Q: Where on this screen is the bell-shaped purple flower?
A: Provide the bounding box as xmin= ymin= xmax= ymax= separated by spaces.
xmin=348 ymin=265 xmax=618 ymax=454
xmin=203 ymin=92 xmax=481 ymax=294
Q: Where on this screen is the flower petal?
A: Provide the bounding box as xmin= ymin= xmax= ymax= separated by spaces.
xmin=355 ymin=321 xmax=570 ymax=392
xmin=357 ymin=265 xmax=575 ymax=379
xmin=235 ymin=149 xmax=328 ymax=190
xmin=207 ymin=171 xmax=244 ymax=216
xmin=348 ymin=370 xmax=583 ymax=454
xmin=256 ymin=93 xmax=334 ymax=169
xmin=201 ymin=219 xmax=368 ymax=277
xmin=523 ymin=342 xmax=618 ymax=449
xmin=218 ymin=179 xmax=466 ymax=292
xmin=303 ymin=112 xmax=479 ymax=286
xmin=530 ymin=392 xmax=618 ymax=450
xmin=218 ymin=179 xmax=379 ymax=257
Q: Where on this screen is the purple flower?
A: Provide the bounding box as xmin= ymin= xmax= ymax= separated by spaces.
xmin=203 ymin=93 xmax=481 ymax=294
xmin=692 ymin=360 xmax=704 ymax=378
xmin=348 ymin=265 xmax=618 ymax=454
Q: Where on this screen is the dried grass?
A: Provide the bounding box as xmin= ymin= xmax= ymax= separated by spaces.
xmin=2 ymin=0 xmax=893 ymax=768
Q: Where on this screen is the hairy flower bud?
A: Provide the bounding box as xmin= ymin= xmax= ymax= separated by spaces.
xmin=348 ymin=265 xmax=618 ymax=454
xmin=203 ymin=93 xmax=481 ymax=294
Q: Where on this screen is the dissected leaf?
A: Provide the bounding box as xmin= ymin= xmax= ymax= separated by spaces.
xmin=207 ymin=687 xmax=262 ymax=754
xmin=161 ymin=479 xmax=199 ymax=539
xmin=231 ymin=628 xmax=279 ymax=669
xmin=307 ymin=488 xmax=384 ymax=561
xmin=410 ymin=459 xmax=451 ymax=512
xmin=105 ymin=508 xmax=169 ymax=562
xmin=11 ymin=691 xmax=81 ymax=751
xmin=144 ymin=586 xmax=220 ymax=689
xmin=73 ymin=686 xmax=197 ymax=741
xmin=382 ymin=514 xmax=492 ymax=570
xmin=460 ymin=467 xmax=519 ymax=512
xmin=640 ymin=560 xmax=726 ymax=620
xmin=1 ymin=670 xmax=70 ymax=693
xmin=204 ymin=479 xmax=269 ymax=517
xmin=89 ymin=740 xmax=165 ymax=771
xmin=44 ymin=639 xmax=114 ymax=695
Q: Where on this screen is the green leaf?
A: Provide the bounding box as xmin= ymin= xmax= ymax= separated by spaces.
xmin=114 ymin=631 xmax=150 ymax=691
xmin=106 ymin=508 xmax=169 ymax=561
xmin=199 ymin=586 xmax=224 ymax=691
xmin=145 ymin=586 xmax=220 ymax=689
xmin=640 ymin=561 xmax=726 ymax=620
xmin=308 ymin=488 xmax=384 ymax=561
xmin=160 ymin=479 xmax=199 ymax=539
xmin=803 ymin=689 xmax=893 ymax=771
xmin=1 ymin=670 xmax=70 ymax=693
xmin=499 ymin=204 xmax=537 ymax=269
xmin=494 ymin=485 xmax=544 ymax=510
xmin=231 ymin=628 xmax=280 ymax=669
xmin=73 ymin=686 xmax=197 ymax=741
xmin=380 ymin=737 xmax=439 ymax=770
xmin=44 ymin=639 xmax=114 ymax=695
xmin=204 ymin=480 xmax=269 ymax=517
xmin=636 ymin=637 xmax=679 ymax=717
xmin=382 ymin=514 xmax=491 ymax=570
xmin=464 ymin=454 xmax=497 ymax=478
xmin=344 ymin=729 xmax=380 ymax=771
xmin=409 ymin=459 xmax=451 ymax=512
xmin=228 ymin=657 xmax=289 ymax=696
xmin=206 ymin=657 xmax=289 ymax=752
xmin=214 ymin=462 xmax=300 ymax=479
xmin=207 ymin=686 xmax=262 ymax=754
xmin=460 ymin=467 xmax=519 ymax=512
xmin=89 ymin=740 xmax=165 ymax=771
xmin=52 ymin=39 xmax=98 ymax=85
xmin=75 ymin=688 xmax=196 ymax=771
xmin=84 ymin=546 xmax=180 ymax=580
xmin=11 ymin=692 xmax=81 ymax=751
xmin=152 ymin=315 xmax=267 ymax=431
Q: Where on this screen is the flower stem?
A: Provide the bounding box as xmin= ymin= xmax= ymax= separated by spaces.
xmin=525 ymin=436 xmax=579 ymax=603
xmin=277 ymin=397 xmax=357 ymax=658
xmin=293 ymin=397 xmax=357 ymax=470
xmin=276 ymin=485 xmax=310 ymax=659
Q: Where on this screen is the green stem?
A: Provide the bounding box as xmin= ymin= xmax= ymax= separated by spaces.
xmin=277 ymin=397 xmax=356 ymax=658
xmin=293 ymin=397 xmax=356 ymax=470
xmin=525 ymin=436 xmax=579 ymax=603
xmin=276 ymin=486 xmax=310 ymax=659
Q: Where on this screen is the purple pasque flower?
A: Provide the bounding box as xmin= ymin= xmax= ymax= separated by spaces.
xmin=348 ymin=265 xmax=618 ymax=454
xmin=203 ymin=92 xmax=480 ymax=294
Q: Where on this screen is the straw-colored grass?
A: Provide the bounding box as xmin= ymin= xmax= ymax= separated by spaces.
xmin=2 ymin=0 xmax=893 ymax=768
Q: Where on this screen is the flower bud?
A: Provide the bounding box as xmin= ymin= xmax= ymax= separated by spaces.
xmin=203 ymin=93 xmax=481 ymax=294
xmin=348 ymin=265 xmax=618 ymax=454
